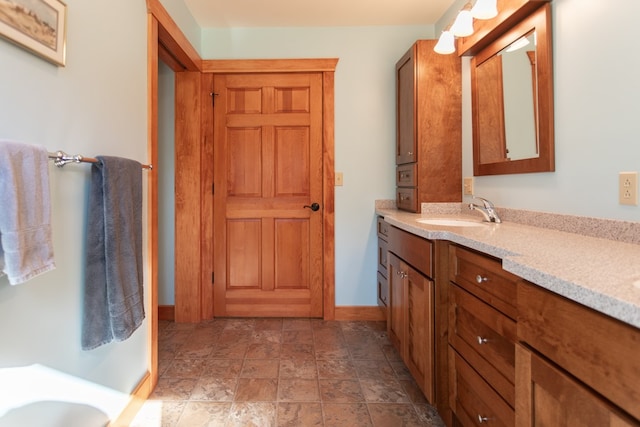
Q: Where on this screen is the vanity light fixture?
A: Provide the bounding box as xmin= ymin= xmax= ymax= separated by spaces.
xmin=434 ymin=28 xmax=456 ymax=54
xmin=470 ymin=0 xmax=498 ymax=20
xmin=434 ymin=0 xmax=499 ymax=54
xmin=451 ymin=5 xmax=474 ymax=37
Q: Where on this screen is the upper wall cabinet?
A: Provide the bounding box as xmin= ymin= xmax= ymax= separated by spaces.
xmin=461 ymin=1 xmax=554 ymax=176
xmin=395 ymin=39 xmax=462 ymax=212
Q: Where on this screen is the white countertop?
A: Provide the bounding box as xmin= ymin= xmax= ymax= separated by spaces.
xmin=376 ymin=207 xmax=640 ymax=329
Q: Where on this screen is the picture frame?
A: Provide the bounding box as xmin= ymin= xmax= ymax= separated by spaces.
xmin=0 ymin=0 xmax=67 ymax=66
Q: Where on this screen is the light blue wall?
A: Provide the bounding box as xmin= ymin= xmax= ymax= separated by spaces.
xmin=158 ymin=62 xmax=176 ymax=306
xmin=0 ymin=0 xmax=149 ymax=422
xmin=461 ymin=0 xmax=640 ymax=221
xmin=201 ymin=25 xmax=436 ymax=306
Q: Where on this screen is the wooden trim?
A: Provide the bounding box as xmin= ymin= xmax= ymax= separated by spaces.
xmin=146 ymin=0 xmax=201 ymax=71
xmin=158 ymin=305 xmax=175 ymax=321
xmin=145 ymin=11 xmax=159 ymax=395
xmin=174 ymin=71 xmax=203 ymax=323
xmin=335 ymin=306 xmax=386 ymax=321
xmin=201 ymin=58 xmax=339 ymax=74
xmin=200 ymin=73 xmax=215 ymax=320
xmin=322 ymin=70 xmax=336 ymax=321
xmin=108 ymin=371 xmax=153 ymax=427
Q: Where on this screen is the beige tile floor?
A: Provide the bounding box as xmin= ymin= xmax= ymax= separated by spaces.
xmin=131 ymin=318 xmax=446 ymax=427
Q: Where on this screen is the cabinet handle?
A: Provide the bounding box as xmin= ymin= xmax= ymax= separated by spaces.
xmin=477 ymin=336 xmax=488 ymax=345
xmin=478 ymin=415 xmax=490 ymax=423
xmin=476 ymin=275 xmax=488 ymax=284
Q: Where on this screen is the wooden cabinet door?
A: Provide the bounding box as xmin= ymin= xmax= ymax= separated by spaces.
xmin=515 ymin=344 xmax=639 ymax=427
xmin=405 ymin=264 xmax=435 ymax=404
xmin=212 ymin=72 xmax=324 ymax=317
xmin=396 ymin=47 xmax=416 ymax=165
xmin=387 ymin=253 xmax=404 ymax=351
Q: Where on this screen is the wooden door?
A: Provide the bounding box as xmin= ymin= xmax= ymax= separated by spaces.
xmin=405 ymin=264 xmax=434 ymax=404
xmin=212 ymin=73 xmax=324 ymax=317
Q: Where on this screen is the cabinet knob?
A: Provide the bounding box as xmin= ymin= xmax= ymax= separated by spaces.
xmin=478 ymin=415 xmax=490 ymax=423
xmin=407 ymin=151 xmax=413 ymax=156
xmin=476 ymin=275 xmax=488 ymax=284
xmin=477 ymin=336 xmax=488 ymax=345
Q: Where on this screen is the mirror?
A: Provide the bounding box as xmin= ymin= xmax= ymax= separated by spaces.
xmin=471 ymin=4 xmax=554 ymax=176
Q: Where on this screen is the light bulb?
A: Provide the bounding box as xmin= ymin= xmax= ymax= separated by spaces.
xmin=451 ymin=10 xmax=474 ymax=37
xmin=471 ymin=0 xmax=498 ymax=20
xmin=434 ymin=31 xmax=455 ymax=55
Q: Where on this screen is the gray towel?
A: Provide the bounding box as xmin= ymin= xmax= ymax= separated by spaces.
xmin=0 ymin=141 xmax=55 ymax=285
xmin=82 ymin=156 xmax=144 ymax=350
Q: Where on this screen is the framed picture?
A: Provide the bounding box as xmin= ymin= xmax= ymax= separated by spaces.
xmin=0 ymin=0 xmax=66 ymax=66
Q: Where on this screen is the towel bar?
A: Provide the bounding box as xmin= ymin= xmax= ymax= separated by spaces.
xmin=48 ymin=151 xmax=153 ymax=170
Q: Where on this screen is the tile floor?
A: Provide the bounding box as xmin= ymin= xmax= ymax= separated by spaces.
xmin=131 ymin=318 xmax=446 ymax=427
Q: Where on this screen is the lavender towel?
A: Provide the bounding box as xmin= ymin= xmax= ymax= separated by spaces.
xmin=82 ymin=156 xmax=144 ymax=350
xmin=0 ymin=141 xmax=55 ymax=285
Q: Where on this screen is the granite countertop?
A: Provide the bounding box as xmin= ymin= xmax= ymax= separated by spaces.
xmin=376 ymin=205 xmax=640 ymax=329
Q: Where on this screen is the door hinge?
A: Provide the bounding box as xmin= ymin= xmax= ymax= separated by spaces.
xmin=212 ymin=183 xmax=215 ymax=194
xmin=212 ymin=272 xmax=215 ymax=283
xmin=210 ymin=92 xmax=218 ymax=106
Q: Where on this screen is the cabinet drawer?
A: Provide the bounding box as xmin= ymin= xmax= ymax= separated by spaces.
xmin=449 ymin=347 xmax=514 ymax=427
xmin=518 ymin=281 xmax=640 ymax=422
xmin=377 ymin=271 xmax=388 ymax=307
xmin=449 ymin=245 xmax=519 ymax=319
xmin=388 ymin=225 xmax=433 ymax=277
xmin=396 ymin=163 xmax=417 ymax=187
xmin=396 ymin=187 xmax=418 ymax=212
xmin=377 ymin=237 xmax=388 ymax=275
xmin=377 ymin=216 xmax=389 ymax=240
xmin=449 ymin=284 xmax=516 ymax=407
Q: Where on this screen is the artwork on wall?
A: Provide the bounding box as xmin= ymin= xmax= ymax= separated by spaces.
xmin=0 ymin=0 xmax=66 ymax=66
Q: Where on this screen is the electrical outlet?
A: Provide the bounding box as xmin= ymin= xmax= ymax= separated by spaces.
xmin=619 ymin=172 xmax=638 ymax=205
xmin=463 ymin=177 xmax=474 ymax=196
xmin=335 ymin=172 xmax=343 ymax=186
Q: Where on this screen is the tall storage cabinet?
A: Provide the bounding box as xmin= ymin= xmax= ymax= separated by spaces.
xmin=396 ymin=39 xmax=462 ymax=212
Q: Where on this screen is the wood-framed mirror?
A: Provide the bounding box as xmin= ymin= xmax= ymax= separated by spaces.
xmin=471 ymin=3 xmax=554 ymax=176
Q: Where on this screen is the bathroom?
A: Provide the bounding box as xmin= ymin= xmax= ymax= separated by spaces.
xmin=0 ymin=0 xmax=638 ymax=425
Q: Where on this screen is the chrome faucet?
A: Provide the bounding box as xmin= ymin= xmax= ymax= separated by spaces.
xmin=469 ymin=197 xmax=502 ymax=223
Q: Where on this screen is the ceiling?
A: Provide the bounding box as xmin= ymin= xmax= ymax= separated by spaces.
xmin=182 ymin=0 xmax=458 ymax=28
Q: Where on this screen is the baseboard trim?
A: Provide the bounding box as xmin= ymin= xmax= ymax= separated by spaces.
xmin=108 ymin=371 xmax=152 ymax=427
xmin=334 ymin=305 xmax=386 ymax=321
xmin=158 ymin=305 xmax=175 ymax=321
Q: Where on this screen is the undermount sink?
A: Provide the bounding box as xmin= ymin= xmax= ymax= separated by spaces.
xmin=416 ymin=218 xmax=486 ymax=227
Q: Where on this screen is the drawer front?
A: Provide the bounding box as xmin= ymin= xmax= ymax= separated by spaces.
xmin=450 ymin=284 xmax=516 ymax=406
xmin=377 ymin=237 xmax=388 ymax=275
xmin=449 ymin=245 xmax=519 ymax=319
xmin=396 ymin=187 xmax=418 ymax=212
xmin=377 ymin=271 xmax=388 ymax=307
xmin=518 ymin=281 xmax=640 ymax=422
xmin=396 ymin=163 xmax=417 ymax=187
xmin=449 ymin=347 xmax=514 ymax=427
xmin=377 ymin=216 xmax=389 ymax=240
xmin=388 ymin=225 xmax=433 ymax=278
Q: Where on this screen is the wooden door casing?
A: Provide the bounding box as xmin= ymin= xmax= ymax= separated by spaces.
xmin=212 ymin=72 xmax=324 ymax=318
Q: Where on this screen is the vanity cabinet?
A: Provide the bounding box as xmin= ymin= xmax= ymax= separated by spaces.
xmin=395 ymin=39 xmax=462 ymax=212
xmin=448 ymin=245 xmax=521 ymax=426
xmin=516 ymin=281 xmax=640 ymax=426
xmin=387 ymin=225 xmax=435 ymax=403
xmin=376 ymin=216 xmax=389 ymax=313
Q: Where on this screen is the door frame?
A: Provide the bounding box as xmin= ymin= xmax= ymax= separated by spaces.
xmin=197 ymin=59 xmax=338 ymax=321
xmin=146 ymin=0 xmax=202 ymax=390
xmin=146 ymin=0 xmax=337 ymax=342
xmin=203 ymin=64 xmax=337 ymax=319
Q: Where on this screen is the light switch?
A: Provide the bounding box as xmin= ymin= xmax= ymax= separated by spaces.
xmin=335 ymin=172 xmax=343 ymax=186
